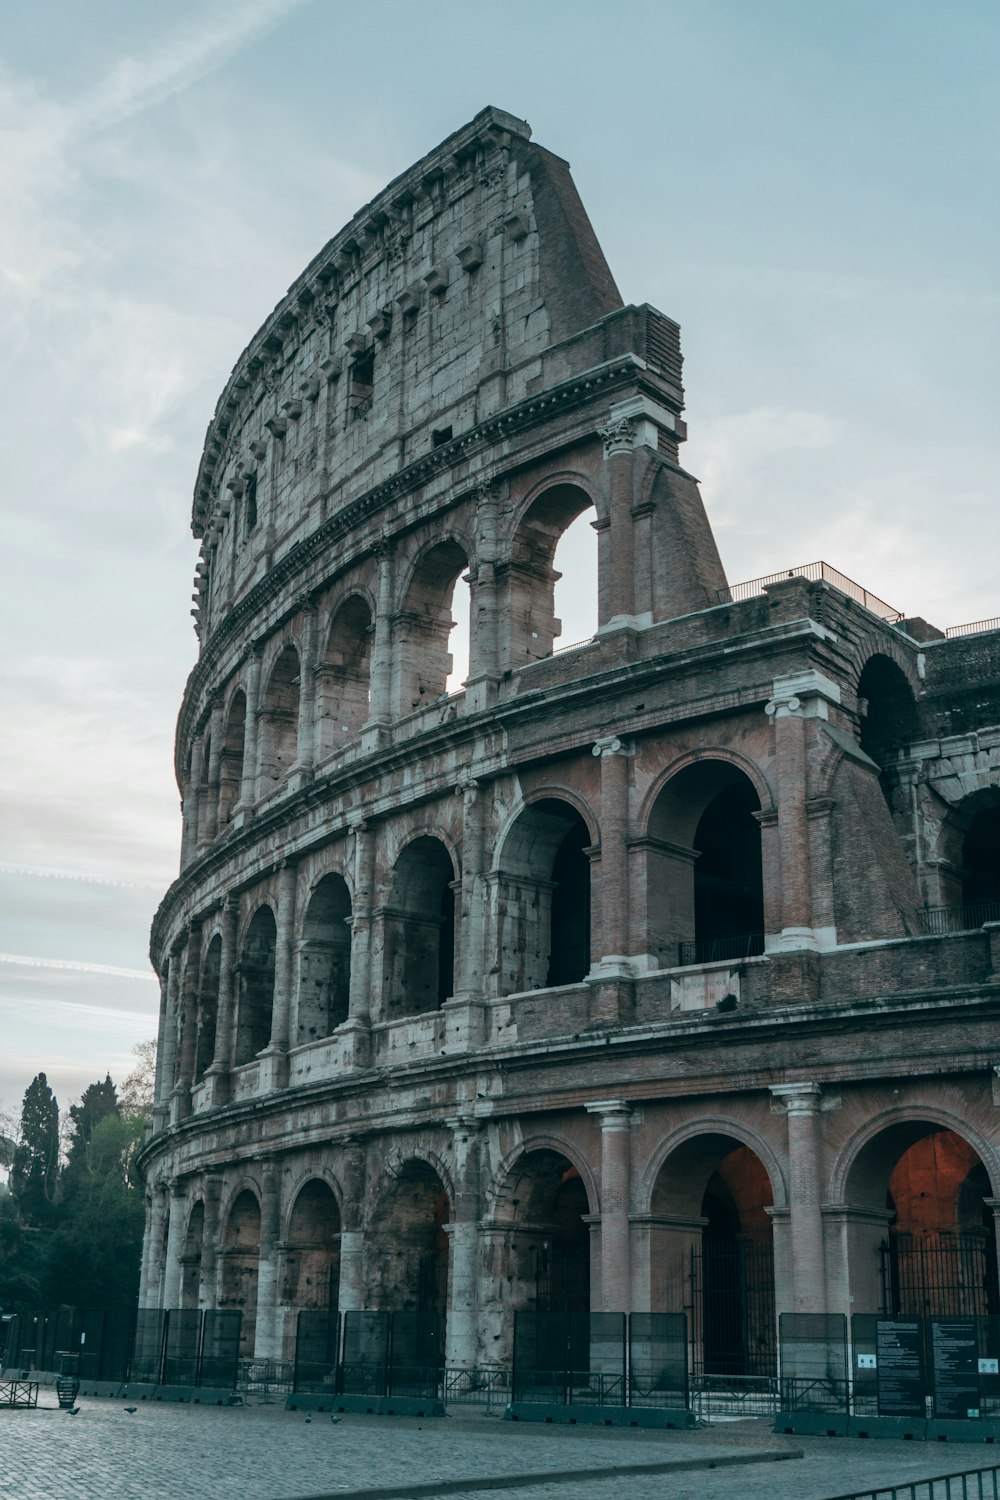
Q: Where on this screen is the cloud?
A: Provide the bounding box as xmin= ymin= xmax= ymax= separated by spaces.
xmin=0 ymin=954 xmax=157 ymax=983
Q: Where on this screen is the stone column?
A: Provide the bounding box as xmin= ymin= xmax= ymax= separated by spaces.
xmin=592 ymin=736 xmax=631 ymax=971
xmin=184 ymin=734 xmax=204 ymax=865
xmin=465 ymin=478 xmax=500 ymax=713
xmin=199 ymin=1174 xmax=223 ymax=1309
xmin=364 ymin=537 xmax=394 ymax=733
xmin=151 ymin=963 xmax=172 ymax=1134
xmin=586 ymin=1101 xmax=632 ymax=1312
xmin=204 ymin=894 xmax=239 ymax=1106
xmin=254 ymin=1162 xmax=283 ymax=1360
xmin=447 ymin=779 xmax=487 ymax=1046
xmin=771 ymin=1083 xmax=827 ymax=1313
xmin=139 ymin=1182 xmax=168 ymax=1308
xmin=596 ymin=417 xmax=635 ymax=627
xmin=764 ymin=670 xmax=842 ymax=951
xmin=445 ymin=1118 xmax=482 ymax=1367
xmin=343 ymin=818 xmax=375 ymax=1066
xmin=202 ymin=700 xmax=224 ymax=845
xmin=291 ymin=597 xmax=318 ymax=781
xmin=337 ymin=1144 xmax=367 ymax=1313
xmin=259 ymin=862 xmax=296 ymax=1091
xmin=161 ymin=1180 xmax=187 ymax=1311
xmin=171 ymin=921 xmax=202 ymax=1124
xmin=235 ymin=645 xmax=262 ymax=817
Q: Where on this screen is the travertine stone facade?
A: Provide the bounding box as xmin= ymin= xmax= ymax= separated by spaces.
xmin=140 ymin=109 xmax=1000 ymax=1371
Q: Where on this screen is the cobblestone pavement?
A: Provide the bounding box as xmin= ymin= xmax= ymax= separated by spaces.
xmin=2 ymin=1399 xmax=1000 ymax=1500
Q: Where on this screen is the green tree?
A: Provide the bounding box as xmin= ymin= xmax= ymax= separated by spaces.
xmin=10 ymin=1074 xmax=59 ymax=1228
xmin=44 ymin=1112 xmax=147 ymax=1309
xmin=62 ymin=1074 xmax=119 ymax=1202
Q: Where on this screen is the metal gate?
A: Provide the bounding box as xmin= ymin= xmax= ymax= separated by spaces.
xmin=688 ymin=1242 xmax=776 ymax=1378
xmin=881 ymin=1231 xmax=1000 ymax=1319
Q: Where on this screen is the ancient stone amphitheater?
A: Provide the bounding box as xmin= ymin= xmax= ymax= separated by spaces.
xmin=140 ymin=108 xmax=1000 ymax=1379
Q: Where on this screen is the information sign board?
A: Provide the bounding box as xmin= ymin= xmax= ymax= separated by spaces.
xmin=876 ymin=1319 xmax=925 ymax=1417
xmin=931 ymin=1319 xmax=980 ymax=1420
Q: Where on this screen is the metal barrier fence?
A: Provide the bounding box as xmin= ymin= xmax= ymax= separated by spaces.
xmin=512 ymin=1311 xmax=688 ymax=1410
xmin=945 ymin=617 xmax=1000 ymax=640
xmin=779 ymin=1313 xmax=1000 ymax=1423
xmin=294 ymin=1310 xmax=443 ymax=1400
xmin=2 ymin=1308 xmax=241 ymax=1390
xmin=824 ymin=1468 xmax=1000 ymax=1500
xmin=238 ymin=1359 xmax=294 ymax=1403
xmin=917 ymin=902 xmax=1000 ymax=936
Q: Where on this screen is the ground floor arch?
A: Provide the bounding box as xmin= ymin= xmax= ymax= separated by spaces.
xmin=649 ymin=1132 xmax=776 ymax=1376
xmin=367 ymin=1160 xmax=451 ymax=1325
xmin=840 ymin=1120 xmax=1000 ymax=1319
xmin=219 ymin=1189 xmax=261 ymax=1357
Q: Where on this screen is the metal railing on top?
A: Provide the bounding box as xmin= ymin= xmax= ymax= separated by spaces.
xmin=823 ymin=1466 xmax=1000 ymax=1500
xmin=945 ymin=616 xmax=1000 ymax=639
xmin=917 ymin=900 xmax=1000 ymax=935
xmin=678 ymin=933 xmax=766 ymax=966
xmin=718 ymin=561 xmax=903 ymax=622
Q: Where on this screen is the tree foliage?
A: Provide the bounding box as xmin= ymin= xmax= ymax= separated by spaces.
xmin=0 ymin=1044 xmax=155 ymax=1315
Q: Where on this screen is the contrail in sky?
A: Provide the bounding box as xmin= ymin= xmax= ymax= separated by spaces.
xmin=0 ymin=862 xmax=162 ymax=891
xmin=0 ymin=952 xmax=157 ymax=982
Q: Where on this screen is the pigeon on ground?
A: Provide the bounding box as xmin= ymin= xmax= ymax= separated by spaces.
xmin=124 ymin=1406 xmax=138 ymax=1414
xmin=330 ymin=1416 xmax=339 ymax=1424
xmin=304 ymin=1415 xmax=312 ymax=1423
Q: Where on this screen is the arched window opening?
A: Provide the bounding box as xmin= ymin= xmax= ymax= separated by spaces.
xmin=962 ymin=799 xmax=1000 ymax=916
xmin=181 ymin=1200 xmax=205 ymax=1309
xmin=259 ymin=645 xmax=300 ymax=786
xmin=846 ymin=1124 xmax=998 ymax=1319
xmin=857 ymin=655 xmax=920 ymax=806
xmin=508 ymin=485 xmax=595 ymax=665
xmin=283 ymin=1181 xmax=342 ymax=1336
xmin=382 ymin=838 xmax=455 ymax=1019
xmin=647 ymin=762 xmax=764 ymax=967
xmin=297 ymin=875 xmax=352 ymax=1045
xmin=399 ymin=540 xmax=470 ymax=712
xmin=651 ymin=1135 xmax=775 ymax=1379
xmin=318 ymin=597 xmax=373 ymax=757
xmin=553 ymin=507 xmax=598 ymax=651
xmin=218 ymin=692 xmax=246 ymax=825
xmin=446 ymin=571 xmax=471 ymax=693
xmin=221 ymin=1190 xmax=261 ymax=1357
xmin=371 ymin=1162 xmax=450 ymax=1326
xmin=234 ymin=907 xmax=276 ymax=1066
xmin=496 ymin=799 xmax=592 ymax=995
xmin=195 ymin=935 xmax=222 ymax=1083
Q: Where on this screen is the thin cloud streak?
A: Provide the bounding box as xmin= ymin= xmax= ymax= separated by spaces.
xmin=72 ymin=0 xmax=313 ymax=138
xmin=0 ymin=953 xmax=157 ymax=983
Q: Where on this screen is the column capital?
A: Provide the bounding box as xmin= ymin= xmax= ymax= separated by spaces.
xmin=585 ymin=1098 xmax=631 ymax=1128
xmin=598 ymin=416 xmax=634 ymax=457
xmin=765 ymin=669 xmax=842 ymax=721
xmin=592 ymin=735 xmax=632 ymax=758
xmin=770 ymin=1081 xmax=822 ymax=1114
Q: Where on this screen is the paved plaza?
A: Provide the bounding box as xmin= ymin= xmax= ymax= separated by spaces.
xmin=3 ymin=1399 xmax=1000 ymax=1500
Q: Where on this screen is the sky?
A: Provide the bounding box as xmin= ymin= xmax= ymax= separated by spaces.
xmin=1 ymin=0 xmax=997 ymax=1121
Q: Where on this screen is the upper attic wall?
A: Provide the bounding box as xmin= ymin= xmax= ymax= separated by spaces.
xmin=191 ymin=107 xmax=623 ymax=545
xmin=921 ymin=629 xmax=1000 ymax=737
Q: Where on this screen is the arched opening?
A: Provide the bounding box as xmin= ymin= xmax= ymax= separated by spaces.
xmin=507 ymin=485 xmax=596 ymax=664
xmin=553 ymin=507 xmax=599 ymax=650
xmin=297 ymin=874 xmax=352 ymax=1044
xmin=961 ymin=794 xmax=1000 ymax=918
xmin=283 ymin=1180 xmax=342 ymax=1338
xmin=318 ymin=596 xmax=372 ymax=756
xmin=446 ymin=572 xmax=471 ymax=692
xmin=195 ymin=935 xmax=221 ymax=1083
xmin=370 ymin=1161 xmax=450 ymax=1327
xmin=496 ymin=799 xmax=592 ymax=995
xmin=220 ymin=1189 xmax=261 ymax=1357
xmin=218 ymin=691 xmax=246 ymax=825
xmin=234 ymin=907 xmax=276 ymax=1066
xmin=646 ymin=761 xmax=764 ymax=966
xmin=259 ymin=645 xmax=300 ymax=786
xmin=857 ymin=655 xmax=920 ymax=806
xmin=650 ymin=1134 xmax=775 ymax=1377
xmin=181 ymin=1200 xmax=205 ymax=1309
xmin=382 ymin=837 xmax=455 ymax=1019
xmin=398 ymin=540 xmax=470 ymax=713
xmin=844 ymin=1123 xmax=999 ymax=1319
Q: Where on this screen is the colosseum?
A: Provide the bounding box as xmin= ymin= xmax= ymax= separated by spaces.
xmin=140 ymin=107 xmax=1000 ymax=1390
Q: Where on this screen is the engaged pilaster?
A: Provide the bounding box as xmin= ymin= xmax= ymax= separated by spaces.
xmin=585 ymin=1100 xmax=632 ymax=1312
xmin=771 ymin=1082 xmax=827 ymax=1314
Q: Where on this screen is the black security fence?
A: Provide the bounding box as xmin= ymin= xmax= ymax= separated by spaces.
xmin=1 ymin=1308 xmax=241 ymax=1391
xmin=511 ymin=1311 xmax=688 ymax=1409
xmin=294 ymin=1310 xmax=442 ymax=1399
xmin=779 ymin=1312 xmax=1000 ymax=1422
